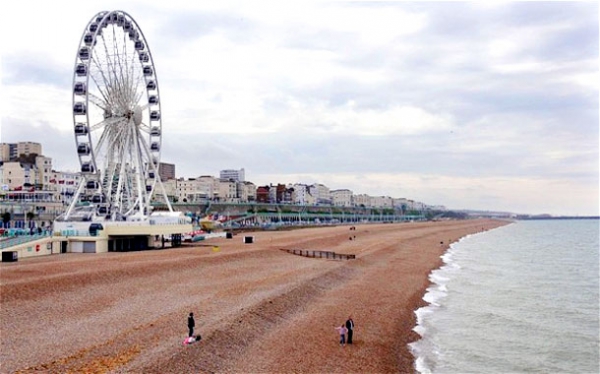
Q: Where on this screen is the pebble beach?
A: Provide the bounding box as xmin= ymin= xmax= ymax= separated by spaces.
xmin=0 ymin=219 xmax=506 ymax=373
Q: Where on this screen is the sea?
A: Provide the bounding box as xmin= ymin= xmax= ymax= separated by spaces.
xmin=410 ymin=219 xmax=599 ymax=374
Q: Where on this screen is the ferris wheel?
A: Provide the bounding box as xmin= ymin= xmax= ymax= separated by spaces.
xmin=68 ymin=10 xmax=171 ymax=221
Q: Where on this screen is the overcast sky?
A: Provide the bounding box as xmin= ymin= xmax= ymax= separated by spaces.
xmin=1 ymin=1 xmax=598 ymax=216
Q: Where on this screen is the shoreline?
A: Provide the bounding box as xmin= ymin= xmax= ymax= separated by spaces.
xmin=1 ymin=219 xmax=508 ymax=373
xmin=409 ymin=224 xmax=505 ymax=373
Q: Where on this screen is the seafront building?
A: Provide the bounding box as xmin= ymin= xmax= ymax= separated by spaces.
xmin=1 ymin=142 xmax=435 ymax=226
xmin=308 ymin=184 xmax=332 ymax=205
xmin=0 ymin=142 xmax=74 ymax=225
xmin=331 ymin=189 xmax=353 ymax=207
xmin=158 ymin=162 xmax=176 ymax=181
xmin=0 ymin=142 xmax=42 ymax=161
xmin=291 ymin=184 xmax=311 ymax=205
xmin=219 ymin=168 xmax=245 ymax=182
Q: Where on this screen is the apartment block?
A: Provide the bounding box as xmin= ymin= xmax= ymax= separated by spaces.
xmin=158 ymin=162 xmax=175 ymax=181
xmin=308 ymin=183 xmax=331 ymax=205
xmin=48 ymin=170 xmax=82 ymax=205
xmin=217 ymin=178 xmax=238 ymax=202
xmin=372 ymin=196 xmax=393 ymax=209
xmin=291 ymin=183 xmax=309 ymax=205
xmin=220 ymin=168 xmax=245 ymax=182
xmin=256 ymin=186 xmax=270 ymax=203
xmin=17 ymin=142 xmax=42 ymax=157
xmin=331 ymin=189 xmax=353 ymax=207
xmin=0 ymin=142 xmax=42 ymax=161
xmin=241 ymin=181 xmax=257 ymax=202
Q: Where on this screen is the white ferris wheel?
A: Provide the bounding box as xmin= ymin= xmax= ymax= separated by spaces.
xmin=64 ymin=10 xmax=172 ymax=222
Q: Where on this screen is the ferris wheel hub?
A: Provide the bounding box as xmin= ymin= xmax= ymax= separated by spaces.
xmin=133 ymin=105 xmax=143 ymax=126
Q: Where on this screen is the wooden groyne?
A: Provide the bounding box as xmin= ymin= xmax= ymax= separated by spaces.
xmin=280 ymin=248 xmax=355 ymax=260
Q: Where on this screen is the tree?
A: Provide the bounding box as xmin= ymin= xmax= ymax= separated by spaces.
xmin=17 ymin=153 xmax=38 ymax=164
xmin=2 ymin=212 xmax=10 ymax=227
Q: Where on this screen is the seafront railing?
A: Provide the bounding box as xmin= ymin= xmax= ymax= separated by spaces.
xmin=0 ymin=233 xmax=52 ymax=250
xmin=280 ymin=248 xmax=356 ymax=260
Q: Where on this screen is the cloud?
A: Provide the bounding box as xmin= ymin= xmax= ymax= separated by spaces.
xmin=0 ymin=1 xmax=597 ymax=216
xmin=251 ymin=172 xmax=598 ymax=216
xmin=3 ymin=84 xmax=73 ymax=133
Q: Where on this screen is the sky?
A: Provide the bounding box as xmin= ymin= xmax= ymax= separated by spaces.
xmin=0 ymin=1 xmax=598 ymax=216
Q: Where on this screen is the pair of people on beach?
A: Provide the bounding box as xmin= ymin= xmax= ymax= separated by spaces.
xmin=335 ymin=316 xmax=354 ymax=346
xmin=184 ymin=312 xmax=202 ymax=344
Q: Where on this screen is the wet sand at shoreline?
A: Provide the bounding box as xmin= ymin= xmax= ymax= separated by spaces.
xmin=1 ymin=219 xmax=507 ymax=373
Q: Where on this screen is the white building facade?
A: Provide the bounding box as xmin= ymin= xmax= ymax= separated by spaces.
xmin=219 ymin=168 xmax=245 ymax=182
xmin=308 ymin=183 xmax=331 ymax=205
xmin=372 ymin=195 xmax=393 ymax=209
xmin=331 ymin=189 xmax=353 ymax=207
xmin=353 ymin=194 xmax=372 ymax=208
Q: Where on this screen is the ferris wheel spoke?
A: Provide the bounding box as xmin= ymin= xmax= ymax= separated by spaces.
xmin=98 ymin=33 xmax=118 ymax=95
xmin=93 ymin=117 xmax=125 ymax=156
xmin=138 ymin=133 xmax=159 ymax=177
xmin=88 ymin=92 xmax=109 ymax=112
xmin=122 ymin=25 xmax=130 ymax=86
xmin=103 ymin=28 xmax=120 ymax=92
xmin=89 ymin=55 xmax=112 ymax=105
xmin=113 ymin=24 xmax=127 ymax=92
xmin=138 ymin=129 xmax=152 ymax=154
xmin=138 ymin=123 xmax=152 ymax=135
xmin=132 ymin=77 xmax=144 ymax=108
xmin=89 ymin=116 xmax=116 ymax=133
xmin=102 ymin=160 xmax=118 ymax=202
xmin=89 ymin=120 xmax=106 ymax=133
xmin=122 ymin=35 xmax=137 ymax=111
xmin=127 ymin=33 xmax=139 ymax=107
xmin=102 ymin=37 xmax=125 ymax=112
xmin=106 ymin=133 xmax=131 ymax=212
xmin=110 ymin=24 xmax=129 ymax=112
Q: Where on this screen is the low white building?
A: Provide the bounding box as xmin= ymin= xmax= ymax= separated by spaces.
xmin=309 ymin=183 xmax=331 ymax=205
xmin=353 ymin=194 xmax=372 ymax=208
xmin=331 ymin=189 xmax=353 ymax=207
xmin=218 ymin=178 xmax=238 ymax=203
xmin=240 ymin=181 xmax=256 ymax=202
xmin=48 ymin=170 xmax=82 ymax=205
xmin=291 ymin=183 xmax=310 ymax=205
xmin=372 ymin=195 xmax=393 ymax=209
xmin=0 ymin=162 xmax=32 ymax=189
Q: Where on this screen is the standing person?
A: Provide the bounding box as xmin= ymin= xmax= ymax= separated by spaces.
xmin=345 ymin=316 xmax=355 ymax=344
xmin=335 ymin=323 xmax=348 ymax=347
xmin=187 ymin=312 xmax=195 ymax=337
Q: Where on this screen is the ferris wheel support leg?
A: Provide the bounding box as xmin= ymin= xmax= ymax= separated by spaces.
xmin=64 ymin=177 xmax=87 ymax=220
xmin=112 ymin=154 xmax=128 ymax=219
xmin=155 ymin=174 xmax=173 ymax=212
xmin=132 ymin=129 xmax=146 ymax=217
xmin=139 ymin=135 xmax=173 ymax=213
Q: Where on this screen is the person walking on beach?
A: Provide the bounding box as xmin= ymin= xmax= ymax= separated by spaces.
xmin=345 ymin=316 xmax=354 ymax=344
xmin=187 ymin=312 xmax=195 ymax=337
xmin=335 ymin=323 xmax=348 ymax=346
